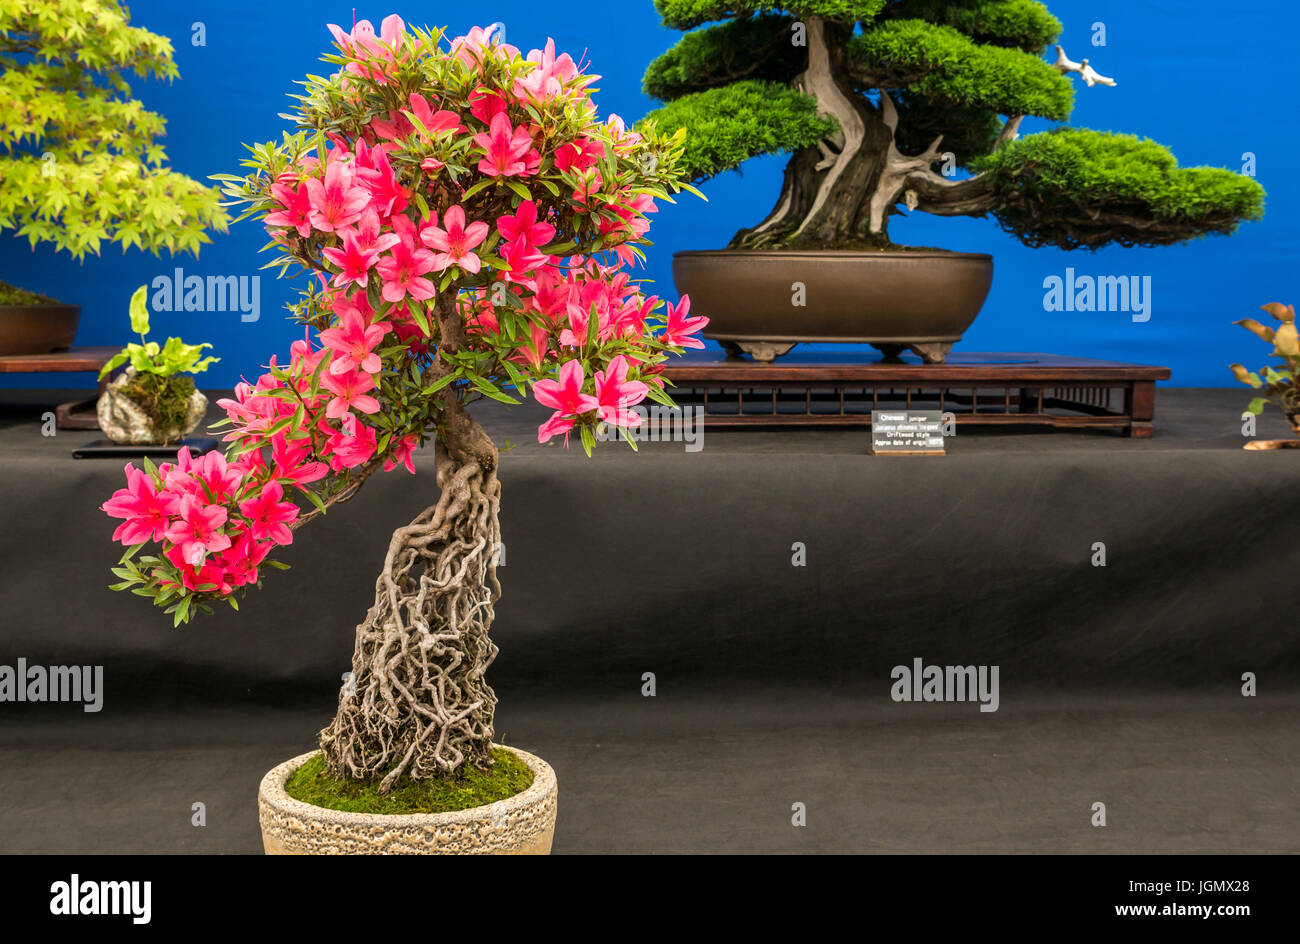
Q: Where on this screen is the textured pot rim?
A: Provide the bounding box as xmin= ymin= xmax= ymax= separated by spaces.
xmin=259 ymin=744 xmax=557 ymax=828
xmin=674 ymin=248 xmax=993 ymax=261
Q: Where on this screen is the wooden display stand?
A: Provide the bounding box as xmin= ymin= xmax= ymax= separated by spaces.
xmin=662 ymin=351 xmax=1171 ymax=437
xmin=0 ymin=346 xmax=118 ymax=429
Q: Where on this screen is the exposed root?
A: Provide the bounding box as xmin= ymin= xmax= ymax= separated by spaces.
xmin=318 ymin=442 xmax=502 ymax=793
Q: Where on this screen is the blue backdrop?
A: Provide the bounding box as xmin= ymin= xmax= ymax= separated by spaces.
xmin=2 ymin=0 xmax=1293 ymax=387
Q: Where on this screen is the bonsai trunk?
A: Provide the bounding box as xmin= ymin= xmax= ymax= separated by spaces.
xmin=730 ymin=17 xmax=997 ymax=250
xmin=319 ymin=398 xmax=503 ymax=793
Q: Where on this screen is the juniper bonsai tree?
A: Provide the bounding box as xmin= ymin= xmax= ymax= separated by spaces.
xmin=0 ymin=0 xmax=227 ymax=258
xmin=640 ymin=0 xmax=1264 ymax=251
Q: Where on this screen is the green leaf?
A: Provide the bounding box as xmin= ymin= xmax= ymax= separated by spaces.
xmin=97 ymin=351 xmax=129 ymax=380
xmin=128 ymin=285 xmax=150 ymax=335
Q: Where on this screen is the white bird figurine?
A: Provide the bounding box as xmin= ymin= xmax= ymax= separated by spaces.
xmin=1052 ymin=44 xmax=1116 ymax=87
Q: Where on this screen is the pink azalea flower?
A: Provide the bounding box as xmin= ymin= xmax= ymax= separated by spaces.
xmin=532 ymin=360 xmax=599 ymax=443
xmin=218 ymin=532 xmax=272 ymax=587
xmin=500 ymin=235 xmax=550 ymax=284
xmin=320 ymin=304 xmax=391 ymax=375
xmin=450 ymin=26 xmax=520 ymax=71
xmin=474 ymin=112 xmax=535 ymax=178
xmin=469 ymin=87 xmax=508 ymax=124
xmin=376 ymin=216 xmax=436 ymax=302
xmin=383 ymin=434 xmax=420 ymax=474
xmin=270 ymin=434 xmax=328 ymax=486
xmin=164 ymin=494 xmax=231 ymax=567
xmin=537 ymin=412 xmax=578 ymax=444
xmin=101 ymin=464 xmax=170 ymax=544
xmin=163 ymin=544 xmax=233 ymax=594
xmin=306 ymin=159 xmax=369 ymax=233
xmin=593 ymin=355 xmax=650 ymax=427
xmin=321 ymin=368 xmax=381 ymax=419
xmin=321 ymin=225 xmax=395 ymax=289
xmin=513 ymin=324 xmax=550 ymax=372
xmin=497 ymin=201 xmax=554 ymax=250
xmin=327 ymin=15 xmax=406 ymax=81
xmin=265 ymin=178 xmax=313 ymax=236
xmin=421 ymin=204 xmax=490 ymax=273
xmin=405 ymin=93 xmax=464 ymax=139
xmin=326 ymin=414 xmax=379 ymax=469
xmin=355 ymin=141 xmax=410 ymax=216
xmin=554 ymin=137 xmax=604 ymax=173
xmin=238 ymin=481 xmax=299 ymax=546
xmin=660 ymin=296 xmax=708 ymax=349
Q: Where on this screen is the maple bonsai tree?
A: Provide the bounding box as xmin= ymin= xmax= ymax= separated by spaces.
xmin=641 ymin=0 xmax=1264 ymax=250
xmin=0 ymin=0 xmax=227 ymax=258
xmin=101 ymin=17 xmax=704 ymax=792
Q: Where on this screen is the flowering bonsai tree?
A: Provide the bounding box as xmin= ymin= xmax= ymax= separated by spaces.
xmin=640 ymin=0 xmax=1263 ymax=250
xmin=0 ymin=0 xmax=227 ymax=257
xmin=101 ymin=17 xmax=704 ymax=792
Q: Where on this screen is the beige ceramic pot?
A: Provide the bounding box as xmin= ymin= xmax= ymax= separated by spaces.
xmin=258 ymin=746 xmax=558 ymax=855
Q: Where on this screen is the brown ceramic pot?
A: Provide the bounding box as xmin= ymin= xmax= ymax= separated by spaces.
xmin=672 ymin=249 xmax=993 ymax=363
xmin=0 ymin=304 xmax=80 ymax=356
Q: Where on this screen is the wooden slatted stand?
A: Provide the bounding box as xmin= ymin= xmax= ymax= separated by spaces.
xmin=0 ymin=346 xmax=118 ymax=429
xmin=661 ymin=351 xmax=1171 ymax=437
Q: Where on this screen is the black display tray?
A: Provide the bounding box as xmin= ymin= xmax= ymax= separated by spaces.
xmin=72 ymin=437 xmax=220 ymax=459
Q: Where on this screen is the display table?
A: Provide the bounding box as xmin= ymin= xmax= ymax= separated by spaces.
xmin=0 ymin=387 xmax=1296 ymax=853
xmin=0 ymin=346 xmax=117 ymax=429
xmin=662 ymin=351 xmax=1171 ymax=436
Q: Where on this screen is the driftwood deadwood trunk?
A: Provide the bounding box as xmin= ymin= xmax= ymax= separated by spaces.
xmin=319 ymin=396 xmax=503 ymax=793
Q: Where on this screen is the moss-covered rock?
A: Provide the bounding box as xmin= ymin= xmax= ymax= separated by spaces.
xmin=97 ymin=368 xmax=207 ymax=444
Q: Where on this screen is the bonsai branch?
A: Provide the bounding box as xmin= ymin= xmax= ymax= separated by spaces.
xmin=1051 ymin=45 xmax=1116 ymax=87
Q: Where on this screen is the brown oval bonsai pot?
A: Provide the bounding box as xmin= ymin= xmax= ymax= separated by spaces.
xmin=0 ymin=304 xmax=81 ymax=356
xmin=258 ymin=745 xmax=558 ymax=855
xmin=672 ymin=249 xmax=993 ymax=363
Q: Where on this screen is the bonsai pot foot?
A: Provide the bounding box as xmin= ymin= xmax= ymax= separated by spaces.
xmin=258 ymin=745 xmax=558 ymax=855
xmin=730 ymin=341 xmax=796 ymax=362
xmin=908 ymin=342 xmax=954 ymax=364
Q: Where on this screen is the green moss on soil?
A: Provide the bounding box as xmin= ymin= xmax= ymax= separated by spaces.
xmin=121 ymin=371 xmax=196 ymax=440
xmin=285 ymin=748 xmax=534 ymax=815
xmin=0 ymin=279 xmax=60 ymax=306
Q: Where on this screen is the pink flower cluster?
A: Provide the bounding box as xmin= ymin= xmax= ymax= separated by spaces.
xmin=103 ymin=448 xmax=298 ymax=595
xmin=103 ymin=16 xmax=705 ymax=605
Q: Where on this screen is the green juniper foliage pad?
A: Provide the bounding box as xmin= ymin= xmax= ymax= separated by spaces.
xmin=639 ymin=0 xmax=1264 ymax=250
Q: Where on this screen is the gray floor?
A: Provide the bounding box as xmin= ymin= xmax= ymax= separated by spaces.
xmin=2 ymin=689 xmax=1296 ymax=854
